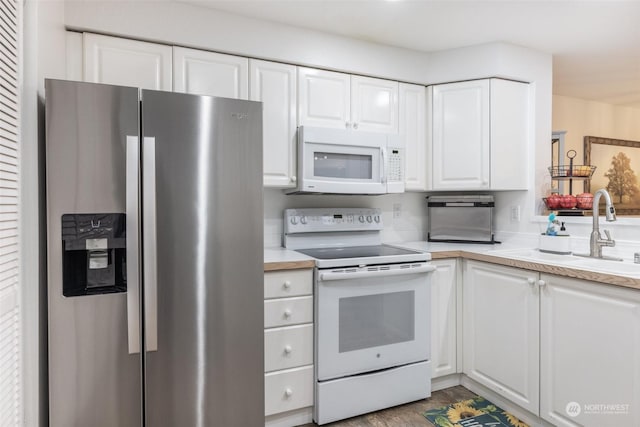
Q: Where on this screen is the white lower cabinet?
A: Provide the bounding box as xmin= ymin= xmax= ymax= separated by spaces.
xmin=463 ymin=261 xmax=640 ymax=426
xmin=264 ymin=269 xmax=314 ymax=425
xmin=463 ymin=260 xmax=540 ymax=414
xmin=430 ymin=259 xmax=458 ymax=378
xmin=540 ymin=274 xmax=640 ymax=427
xmin=265 ymin=366 xmax=314 ymax=417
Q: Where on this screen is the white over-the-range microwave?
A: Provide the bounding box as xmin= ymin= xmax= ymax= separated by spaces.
xmin=286 ymin=126 xmax=405 ymax=195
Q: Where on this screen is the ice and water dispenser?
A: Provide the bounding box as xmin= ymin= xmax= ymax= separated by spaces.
xmin=62 ymin=213 xmax=127 ymax=296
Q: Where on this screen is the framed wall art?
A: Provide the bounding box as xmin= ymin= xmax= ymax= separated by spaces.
xmin=584 ymin=136 xmax=640 ymax=215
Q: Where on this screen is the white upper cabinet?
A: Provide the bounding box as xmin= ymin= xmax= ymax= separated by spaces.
xmin=432 ymin=79 xmax=490 ymax=190
xmin=298 ymin=67 xmax=351 ymax=129
xmin=399 ymin=83 xmax=427 ymax=191
xmin=250 ymin=59 xmax=297 ymax=188
xmin=540 ymin=274 xmax=640 ymax=427
xmin=83 ymin=33 xmax=172 ymax=90
xmin=463 ymin=261 xmax=540 ymax=414
xmin=490 ymin=79 xmax=530 ymax=190
xmin=173 ymin=47 xmax=248 ymax=99
xmin=431 ymin=78 xmax=529 ymax=191
xmin=298 ymin=67 xmax=399 ymax=133
xmin=351 ymin=75 xmax=398 ymax=133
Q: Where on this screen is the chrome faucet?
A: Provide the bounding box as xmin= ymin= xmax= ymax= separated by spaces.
xmin=588 ymin=189 xmax=618 ymax=258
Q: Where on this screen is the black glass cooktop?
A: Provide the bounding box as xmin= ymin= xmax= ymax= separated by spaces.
xmin=296 ymin=244 xmax=421 ymax=260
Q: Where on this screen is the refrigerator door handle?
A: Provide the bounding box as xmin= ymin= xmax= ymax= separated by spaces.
xmin=126 ymin=135 xmax=141 ymax=354
xmin=143 ymin=136 xmax=158 ymax=352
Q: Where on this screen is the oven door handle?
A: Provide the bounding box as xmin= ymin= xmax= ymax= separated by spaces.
xmin=319 ymin=264 xmax=435 ymax=281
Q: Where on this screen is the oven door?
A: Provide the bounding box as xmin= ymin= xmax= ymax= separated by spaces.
xmin=298 ymin=127 xmax=387 ymax=194
xmin=316 ymin=263 xmax=434 ymax=381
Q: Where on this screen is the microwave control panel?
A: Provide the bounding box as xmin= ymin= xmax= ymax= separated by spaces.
xmin=387 ymin=149 xmax=403 ymax=182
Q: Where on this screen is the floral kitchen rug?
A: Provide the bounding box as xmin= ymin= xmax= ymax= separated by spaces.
xmin=423 ymin=396 xmax=529 ymax=427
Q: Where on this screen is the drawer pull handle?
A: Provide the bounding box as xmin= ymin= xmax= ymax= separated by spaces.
xmin=283 ymin=309 xmax=292 ymax=319
xmin=283 ymin=280 xmax=291 ymax=289
xmin=284 ymin=345 xmax=292 ymax=355
xmin=284 ymin=388 xmax=293 ymax=398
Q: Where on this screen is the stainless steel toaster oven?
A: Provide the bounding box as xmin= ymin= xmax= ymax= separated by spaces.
xmin=427 ymin=195 xmax=495 ymax=243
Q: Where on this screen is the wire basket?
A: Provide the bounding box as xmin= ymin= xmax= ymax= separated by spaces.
xmin=548 ymin=165 xmax=596 ymax=179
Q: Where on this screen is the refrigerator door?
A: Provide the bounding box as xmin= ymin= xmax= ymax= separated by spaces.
xmin=141 ymin=90 xmax=264 ymax=426
xmin=45 ymin=79 xmax=142 ymax=426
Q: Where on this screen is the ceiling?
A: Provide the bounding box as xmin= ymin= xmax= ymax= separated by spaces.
xmin=184 ymin=0 xmax=640 ymax=108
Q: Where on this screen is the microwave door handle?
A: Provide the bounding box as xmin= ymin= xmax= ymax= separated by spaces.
xmin=126 ymin=136 xmax=141 ymax=354
xmin=380 ymin=147 xmax=387 ymax=184
xmin=319 ymin=264 xmax=435 ymax=281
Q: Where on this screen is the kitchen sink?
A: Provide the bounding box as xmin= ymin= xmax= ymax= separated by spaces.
xmin=570 ymin=258 xmax=640 ymax=278
xmin=487 ymin=248 xmax=583 ymax=263
xmin=487 ymin=248 xmax=640 ymax=278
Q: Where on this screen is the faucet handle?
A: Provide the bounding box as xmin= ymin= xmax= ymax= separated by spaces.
xmin=603 ymin=229 xmax=615 ymax=245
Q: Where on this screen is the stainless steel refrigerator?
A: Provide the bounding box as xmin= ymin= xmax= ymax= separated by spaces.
xmin=45 ymin=79 xmax=264 ymax=426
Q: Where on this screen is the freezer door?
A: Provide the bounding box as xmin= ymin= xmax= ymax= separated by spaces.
xmin=141 ymin=90 xmax=264 ymax=426
xmin=45 ymin=79 xmax=142 ymax=426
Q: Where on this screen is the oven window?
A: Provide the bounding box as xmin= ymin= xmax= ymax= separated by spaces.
xmin=338 ymin=291 xmax=415 ymax=353
xmin=313 ymin=152 xmax=373 ymax=180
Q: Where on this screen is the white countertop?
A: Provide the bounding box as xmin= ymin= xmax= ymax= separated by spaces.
xmin=264 ymin=246 xmax=315 ymax=264
xmin=266 ymin=239 xmax=640 ymax=284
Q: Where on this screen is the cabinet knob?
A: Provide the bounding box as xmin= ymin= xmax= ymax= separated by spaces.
xmin=537 ymin=279 xmax=547 ymax=288
xmin=527 ymin=278 xmax=536 ymax=286
xmin=345 ymin=121 xmax=350 ymax=128
xmin=291 ymin=176 xmax=296 ymax=182
xmin=353 ymin=123 xmax=359 ymax=130
xmin=283 ymin=280 xmax=291 ymax=289
xmin=284 ymin=345 xmax=292 ymax=354
xmin=283 ymin=309 xmax=292 ymax=319
xmin=284 ymin=388 xmax=293 ymax=398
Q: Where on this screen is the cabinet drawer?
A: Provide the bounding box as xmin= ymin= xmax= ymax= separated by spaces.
xmin=265 ymin=324 xmax=313 ymax=372
xmin=265 ymin=296 xmax=313 ymax=328
xmin=265 ymin=365 xmax=314 ymax=416
xmin=264 ymin=269 xmax=312 ymax=299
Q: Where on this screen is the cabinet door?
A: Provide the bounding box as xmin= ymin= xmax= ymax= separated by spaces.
xmin=297 ymin=67 xmax=350 ymax=129
xmin=173 ymin=47 xmax=248 ymax=99
xmin=351 ymin=76 xmax=398 ymax=133
xmin=463 ymin=261 xmax=539 ymax=414
xmin=250 ymin=59 xmax=297 ymax=188
xmin=430 ymin=259 xmax=457 ymax=378
xmin=491 ymin=79 xmax=530 ymax=190
xmin=83 ymin=33 xmax=172 ymax=90
xmin=540 ymin=274 xmax=640 ymax=427
xmin=400 ymin=83 xmax=427 ymax=191
xmin=432 ymin=80 xmax=489 ymax=190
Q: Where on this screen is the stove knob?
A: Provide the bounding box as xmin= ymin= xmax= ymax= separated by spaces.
xmin=300 ymin=216 xmax=307 ymax=224
xmin=366 ymin=215 xmax=372 ymax=223
xmin=358 ymin=215 xmax=365 ymax=223
xmin=290 ymin=216 xmax=298 ymax=225
xmin=374 ymin=215 xmax=380 ymax=223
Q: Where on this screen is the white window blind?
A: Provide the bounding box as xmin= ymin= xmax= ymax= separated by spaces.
xmin=0 ymin=0 xmax=21 ymax=425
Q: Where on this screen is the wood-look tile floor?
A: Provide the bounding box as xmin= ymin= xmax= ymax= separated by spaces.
xmin=301 ymin=385 xmax=476 ymax=427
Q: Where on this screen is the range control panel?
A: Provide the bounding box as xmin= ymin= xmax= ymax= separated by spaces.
xmin=284 ymin=208 xmax=383 ymax=234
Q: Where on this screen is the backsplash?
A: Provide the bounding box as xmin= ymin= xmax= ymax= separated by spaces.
xmin=263 ymin=189 xmax=429 ymax=247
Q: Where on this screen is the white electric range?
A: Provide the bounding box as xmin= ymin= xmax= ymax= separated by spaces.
xmin=283 ymin=208 xmax=434 ymax=425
